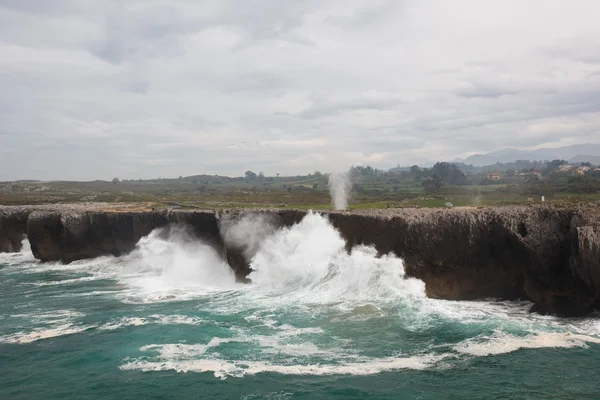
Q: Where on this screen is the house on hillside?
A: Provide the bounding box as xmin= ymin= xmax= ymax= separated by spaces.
xmin=559 ymin=164 xmax=573 ymax=172
xmin=573 ymin=166 xmax=591 ymax=175
xmin=486 ymin=172 xmax=502 ymax=180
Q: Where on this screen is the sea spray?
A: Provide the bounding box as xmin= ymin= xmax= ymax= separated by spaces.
xmin=248 ymin=212 xmax=425 ymax=303
xmin=328 ymin=171 xmax=352 ymax=210
xmin=118 ymin=225 xmax=238 ymax=302
xmin=220 ymin=213 xmax=278 ymax=259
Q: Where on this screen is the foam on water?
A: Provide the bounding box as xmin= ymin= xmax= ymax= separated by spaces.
xmin=0 ymin=309 xmax=94 ymax=344
xmin=120 ymin=352 xmax=443 ymax=378
xmin=99 ymin=314 xmax=205 ymax=331
xmin=0 ymin=325 xmax=95 ymax=344
xmin=453 ymin=330 xmax=600 ymax=356
xmin=28 ymin=276 xmax=100 ymax=286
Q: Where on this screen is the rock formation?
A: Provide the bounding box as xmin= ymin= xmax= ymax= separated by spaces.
xmin=1 ymin=204 xmax=599 ymax=316
xmin=0 ymin=208 xmax=29 ymax=252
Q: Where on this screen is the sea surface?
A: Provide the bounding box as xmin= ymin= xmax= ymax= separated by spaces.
xmin=1 ymin=213 xmax=600 ymax=399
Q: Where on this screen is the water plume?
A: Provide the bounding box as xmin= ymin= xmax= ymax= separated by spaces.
xmin=328 ymin=171 xmax=352 ymax=210
xmin=248 ymin=212 xmax=425 ymax=303
xmin=220 ymin=214 xmax=278 ymax=259
xmin=119 ymin=225 xmax=238 ymax=301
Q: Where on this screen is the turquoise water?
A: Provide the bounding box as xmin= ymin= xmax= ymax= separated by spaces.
xmin=1 ymin=213 xmax=600 ymax=399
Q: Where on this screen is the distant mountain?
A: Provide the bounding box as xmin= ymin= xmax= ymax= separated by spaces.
xmin=458 ymin=144 xmax=600 ymax=166
xmin=569 ymin=154 xmax=600 ymax=165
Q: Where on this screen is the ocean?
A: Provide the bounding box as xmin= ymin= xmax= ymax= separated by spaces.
xmin=1 ymin=212 xmax=599 ymax=399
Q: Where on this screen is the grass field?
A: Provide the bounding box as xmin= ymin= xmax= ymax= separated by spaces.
xmin=1 ymin=173 xmax=599 ymax=209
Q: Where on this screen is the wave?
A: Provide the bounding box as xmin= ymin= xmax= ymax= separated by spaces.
xmin=27 ymin=276 xmax=100 ymax=286
xmin=0 ymin=238 xmax=35 ymax=265
xmin=1 ymin=309 xmax=93 ymax=344
xmin=0 ymin=311 xmax=206 ymax=344
xmin=453 ymin=330 xmax=600 ymax=357
xmin=99 ymin=314 xmax=205 ymax=331
xmin=3 ymin=212 xmax=600 ymax=368
xmin=248 ymin=212 xmax=425 ymax=305
xmin=114 ymin=225 xmax=240 ymax=303
xmin=41 ymin=211 xmax=421 ymax=306
xmin=120 ymin=354 xmax=443 ymax=378
xmin=0 ymin=325 xmax=95 ymax=344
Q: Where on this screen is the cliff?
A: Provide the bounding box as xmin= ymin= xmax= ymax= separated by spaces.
xmin=326 ymin=207 xmax=597 ymax=316
xmin=0 ymin=208 xmax=29 ymax=252
xmin=1 ymin=204 xmax=599 ymax=316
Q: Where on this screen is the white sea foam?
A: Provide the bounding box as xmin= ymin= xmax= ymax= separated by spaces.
xmin=28 ymin=276 xmax=100 ymax=286
xmin=241 ymin=391 xmax=292 ymax=400
xmin=415 ymin=299 xmax=600 ymax=340
xmin=1 ymin=309 xmax=92 ymax=344
xmin=114 ymin=226 xmax=240 ymax=303
xmin=453 ymin=330 xmax=600 ymax=357
xmin=0 ymin=325 xmax=95 ymax=344
xmin=248 ymin=212 xmax=425 ymax=305
xmin=0 ymin=238 xmax=35 ymax=265
xmin=233 ymin=322 xmax=335 ymax=358
xmin=138 ymin=337 xmax=241 ymax=359
xmin=10 ymin=309 xmax=85 ymax=321
xmin=120 ymin=353 xmax=444 ymax=378
xmin=99 ymin=314 xmax=204 ymax=331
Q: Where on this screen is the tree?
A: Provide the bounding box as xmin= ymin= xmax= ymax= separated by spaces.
xmin=422 ymin=174 xmax=442 ymax=193
xmin=431 ymin=162 xmax=467 ymax=185
xmin=410 ymin=165 xmax=422 ymax=181
xmin=314 ymin=171 xmax=322 ymax=177
xmin=245 ymin=171 xmax=258 ymax=180
xmin=547 ymin=159 xmax=567 ymax=170
xmin=111 ymin=177 xmax=120 ymax=184
xmin=258 ymin=172 xmax=265 ymax=180
xmin=506 ymin=169 xmax=516 ymax=177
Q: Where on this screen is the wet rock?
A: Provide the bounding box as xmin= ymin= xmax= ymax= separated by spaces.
xmin=0 ymin=207 xmax=30 ymax=252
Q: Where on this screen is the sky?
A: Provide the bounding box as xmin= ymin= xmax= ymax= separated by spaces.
xmin=1 ymin=0 xmax=600 ymax=181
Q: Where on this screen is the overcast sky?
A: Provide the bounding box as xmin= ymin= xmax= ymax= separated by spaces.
xmin=1 ymin=0 xmax=600 ymax=180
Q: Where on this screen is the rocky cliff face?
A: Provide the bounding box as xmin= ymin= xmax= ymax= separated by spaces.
xmin=0 ymin=208 xmax=29 ymax=252
xmin=10 ymin=207 xmax=221 ymax=263
xmin=327 ymin=207 xmax=596 ymax=316
xmin=1 ymin=204 xmax=599 ymax=316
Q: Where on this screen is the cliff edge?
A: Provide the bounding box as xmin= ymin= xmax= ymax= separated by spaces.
xmin=1 ymin=204 xmax=599 ymax=316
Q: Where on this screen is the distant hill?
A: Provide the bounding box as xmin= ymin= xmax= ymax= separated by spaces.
xmin=454 ymin=144 xmax=600 ymax=166
xmin=569 ymin=154 xmax=600 ymax=165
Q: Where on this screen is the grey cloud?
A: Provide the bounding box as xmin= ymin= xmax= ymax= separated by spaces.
xmin=328 ymin=1 xmax=402 ymax=29
xmin=0 ymin=0 xmax=80 ymax=16
xmin=295 ymin=96 xmax=405 ymax=120
xmin=455 ymin=85 xmax=520 ymax=99
xmin=1 ymin=0 xmax=600 ymax=180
